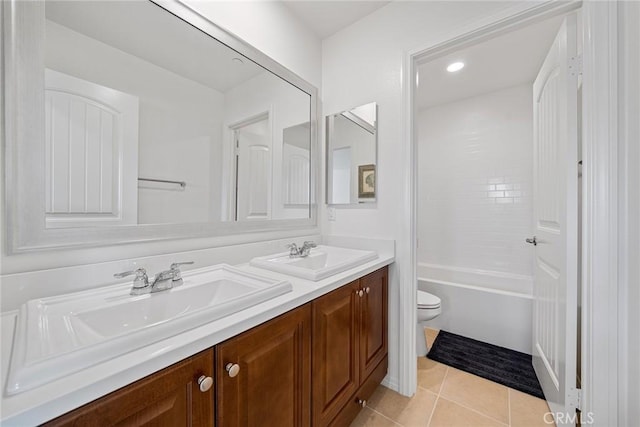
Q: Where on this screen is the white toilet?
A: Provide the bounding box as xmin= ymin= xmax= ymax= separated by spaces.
xmin=416 ymin=290 xmax=442 ymax=356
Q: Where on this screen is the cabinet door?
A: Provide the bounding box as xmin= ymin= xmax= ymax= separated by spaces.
xmin=46 ymin=350 xmax=214 ymax=427
xmin=312 ymin=281 xmax=360 ymax=427
xmin=359 ymin=267 xmax=388 ymax=380
xmin=216 ymin=304 xmax=311 ymax=426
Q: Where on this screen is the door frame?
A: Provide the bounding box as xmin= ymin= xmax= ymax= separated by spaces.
xmin=222 ymin=109 xmax=273 ymax=222
xmin=401 ymin=1 xmax=620 ymax=423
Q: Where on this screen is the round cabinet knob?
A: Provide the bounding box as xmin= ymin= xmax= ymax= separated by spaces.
xmin=357 ymin=398 xmax=367 ymax=407
xmin=357 ymin=290 xmax=364 ymax=297
xmin=365 ymin=287 xmax=371 ymax=294
xmin=226 ymin=363 xmax=240 ymax=378
xmin=197 ymin=375 xmax=213 ymax=392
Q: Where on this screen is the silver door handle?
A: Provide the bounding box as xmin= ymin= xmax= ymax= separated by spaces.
xmin=526 ymin=236 xmax=537 ymax=246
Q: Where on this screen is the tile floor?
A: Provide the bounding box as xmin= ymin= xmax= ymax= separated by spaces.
xmin=351 ymin=329 xmax=553 ymax=427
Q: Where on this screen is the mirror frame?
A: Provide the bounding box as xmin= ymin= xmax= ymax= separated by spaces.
xmin=1 ymin=0 xmax=319 ymax=253
xmin=325 ymin=102 xmax=378 ymax=206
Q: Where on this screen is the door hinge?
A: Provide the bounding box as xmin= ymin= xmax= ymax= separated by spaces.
xmin=569 ymin=55 xmax=583 ymax=76
xmin=568 ymin=387 xmax=582 ymax=411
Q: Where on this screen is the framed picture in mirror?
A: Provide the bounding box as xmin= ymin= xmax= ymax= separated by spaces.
xmin=326 ymin=102 xmax=377 ymax=205
xmin=358 ymin=164 xmax=376 ymax=199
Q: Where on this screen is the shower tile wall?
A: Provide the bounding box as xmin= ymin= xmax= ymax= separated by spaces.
xmin=418 ymin=84 xmax=534 ymax=281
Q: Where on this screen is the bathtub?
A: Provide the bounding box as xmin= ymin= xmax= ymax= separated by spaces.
xmin=418 ymin=263 xmax=533 ymax=354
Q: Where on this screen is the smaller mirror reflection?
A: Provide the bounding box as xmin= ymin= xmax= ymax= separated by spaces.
xmin=326 ymin=102 xmax=377 ymax=205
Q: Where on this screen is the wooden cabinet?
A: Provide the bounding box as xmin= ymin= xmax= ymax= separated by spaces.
xmin=312 ymin=266 xmax=388 ymax=427
xmin=359 ymin=268 xmax=388 ymax=381
xmin=46 ymin=349 xmax=214 ymax=427
xmin=216 ymin=304 xmax=311 ymax=427
xmin=311 ymin=280 xmax=360 ymax=426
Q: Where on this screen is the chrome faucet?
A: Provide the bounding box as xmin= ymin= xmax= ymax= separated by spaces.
xmin=286 ymin=241 xmax=317 ymax=258
xmin=169 ymin=261 xmax=193 ymax=286
xmin=115 ymin=261 xmax=194 ymax=295
xmin=114 ymin=268 xmax=150 ymax=295
xmin=286 ymin=243 xmax=300 ymax=257
xmin=300 ymin=241 xmax=317 ymax=257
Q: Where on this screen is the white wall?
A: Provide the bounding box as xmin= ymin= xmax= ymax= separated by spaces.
xmin=321 ymin=0 xmax=535 ymax=393
xmin=1 ymin=2 xmax=321 ymax=282
xmin=418 ymin=84 xmax=534 ymax=295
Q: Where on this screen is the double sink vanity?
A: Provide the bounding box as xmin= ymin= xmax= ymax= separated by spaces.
xmin=1 ymin=243 xmax=394 ymax=426
xmin=0 ymin=0 xmax=390 ymax=424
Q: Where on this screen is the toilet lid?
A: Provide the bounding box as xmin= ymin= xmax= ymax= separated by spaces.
xmin=417 ymin=291 xmax=441 ymax=308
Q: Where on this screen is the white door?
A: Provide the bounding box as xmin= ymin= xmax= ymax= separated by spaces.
xmin=531 ymin=15 xmax=579 ymax=424
xmin=331 ymin=147 xmax=351 ymax=204
xmin=45 ymin=69 xmax=139 ymax=227
xmin=235 ymin=117 xmax=272 ymax=221
xmin=283 ymin=144 xmax=310 ymax=205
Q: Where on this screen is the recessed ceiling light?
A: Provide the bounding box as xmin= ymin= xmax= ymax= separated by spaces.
xmin=232 ymin=57 xmax=244 ymax=65
xmin=446 ymin=61 xmax=465 ymax=73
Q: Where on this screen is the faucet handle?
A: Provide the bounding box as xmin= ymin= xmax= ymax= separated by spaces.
xmin=286 ymin=243 xmax=299 ymax=257
xmin=114 ymin=268 xmax=149 ymax=291
xmin=170 ymin=261 xmax=194 ymax=270
xmin=170 ymin=261 xmax=194 ymax=284
xmin=303 ymin=241 xmax=317 ymax=248
xmin=114 ymin=267 xmax=147 ymax=279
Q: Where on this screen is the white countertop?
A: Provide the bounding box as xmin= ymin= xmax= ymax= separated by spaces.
xmin=0 ymin=249 xmax=394 ymax=426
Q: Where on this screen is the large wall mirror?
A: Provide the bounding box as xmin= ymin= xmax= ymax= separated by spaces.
xmin=326 ymin=102 xmax=377 ymax=205
xmin=3 ymin=0 xmax=318 ymax=251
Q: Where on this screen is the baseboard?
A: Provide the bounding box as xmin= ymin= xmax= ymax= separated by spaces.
xmin=380 ymin=374 xmax=399 ymax=392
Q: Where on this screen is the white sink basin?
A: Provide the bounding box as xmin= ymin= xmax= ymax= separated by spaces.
xmin=6 ymin=264 xmax=291 ymax=395
xmin=250 ymin=245 xmax=378 ymax=281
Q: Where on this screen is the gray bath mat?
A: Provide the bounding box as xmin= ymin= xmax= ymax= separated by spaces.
xmin=427 ymin=330 xmax=545 ymax=399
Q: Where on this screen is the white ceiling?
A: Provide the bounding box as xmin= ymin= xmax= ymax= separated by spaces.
xmin=416 ymin=16 xmax=565 ymax=110
xmin=282 ymin=1 xmax=391 ymax=39
xmin=46 ymin=1 xmax=265 ymax=93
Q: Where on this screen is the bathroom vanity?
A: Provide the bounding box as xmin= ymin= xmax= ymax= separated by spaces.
xmin=41 ymin=266 xmax=388 ymax=426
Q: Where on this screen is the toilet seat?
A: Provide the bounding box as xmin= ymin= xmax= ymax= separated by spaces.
xmin=417 ymin=290 xmax=441 ymax=309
